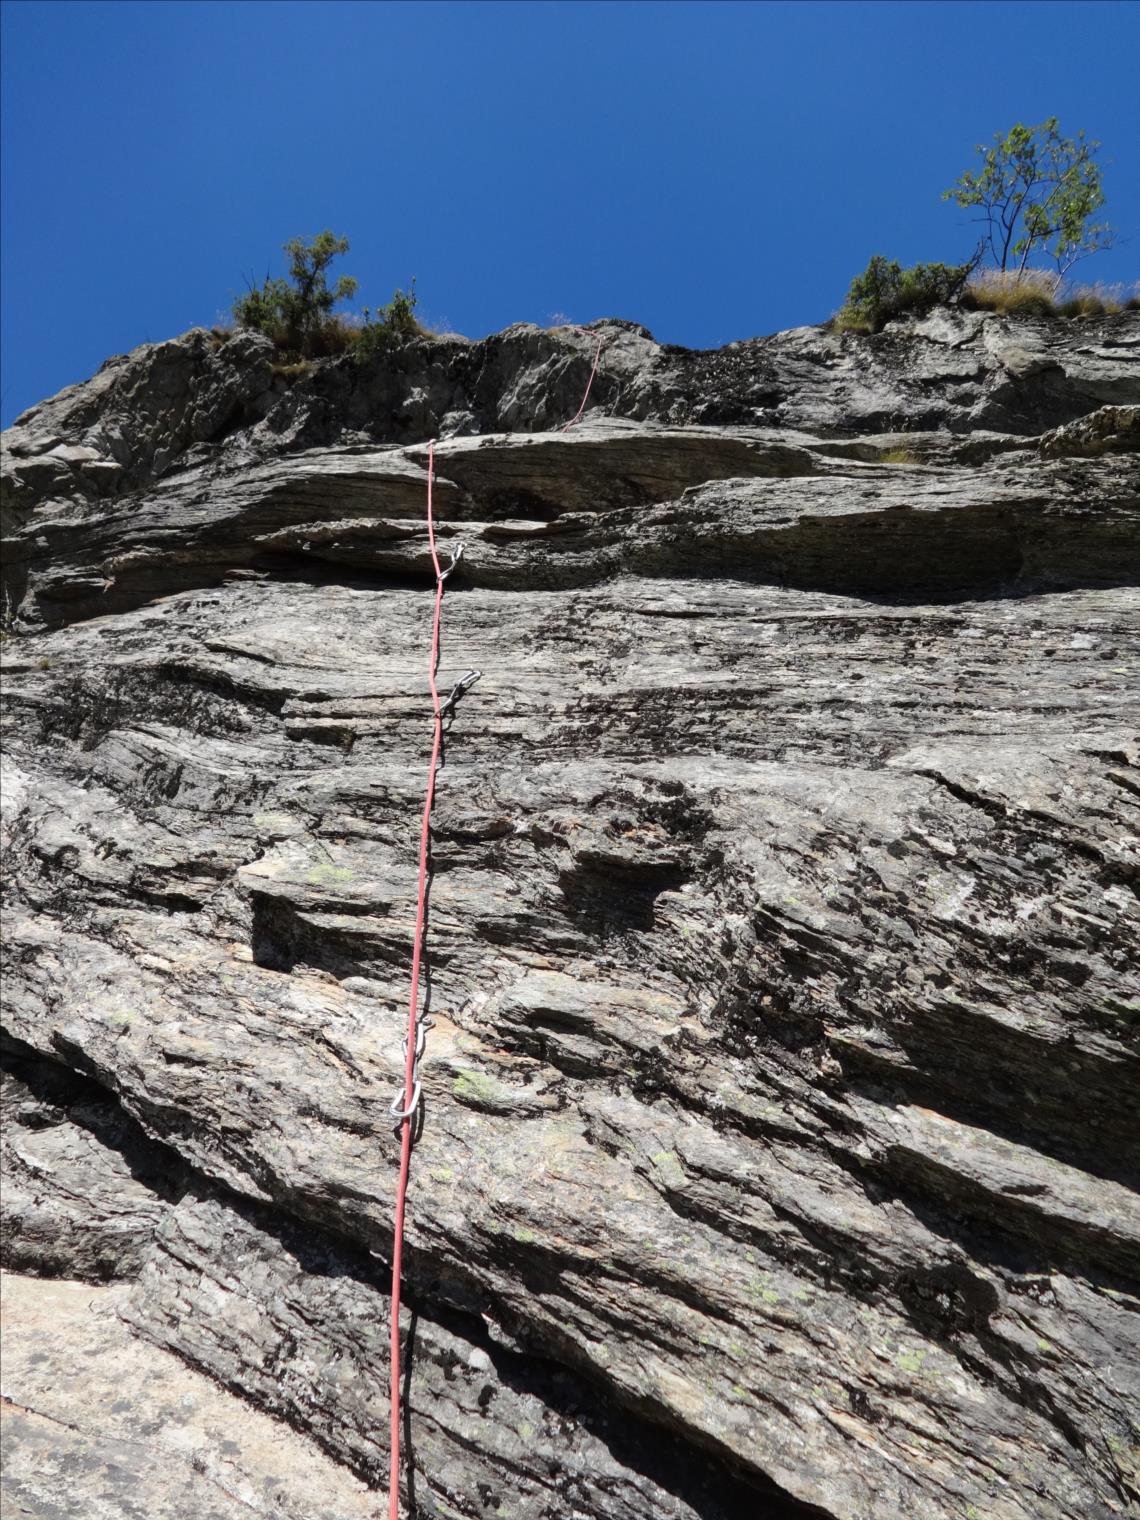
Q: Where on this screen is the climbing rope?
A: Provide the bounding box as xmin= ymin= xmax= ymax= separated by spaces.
xmin=386 ymin=439 xmax=467 ymax=1520
xmin=559 ymin=327 xmax=604 ymax=430
xmin=387 ymin=326 xmax=603 ymax=1519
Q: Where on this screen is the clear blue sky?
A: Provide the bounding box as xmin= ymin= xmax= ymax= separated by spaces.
xmin=2 ymin=0 xmax=1137 ymax=426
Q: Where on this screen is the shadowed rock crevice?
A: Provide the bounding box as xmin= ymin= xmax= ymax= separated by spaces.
xmin=11 ymin=440 xmax=1140 ymax=626
xmin=1 ymin=1037 xmax=190 ymax=1281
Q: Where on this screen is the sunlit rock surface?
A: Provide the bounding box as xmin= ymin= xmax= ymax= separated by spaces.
xmin=3 ymin=310 xmax=1139 ymax=1520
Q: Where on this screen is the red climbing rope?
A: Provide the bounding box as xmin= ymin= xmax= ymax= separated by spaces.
xmin=388 ymin=438 xmax=447 ymax=1520
xmin=388 ymin=327 xmax=603 ymax=1519
xmin=560 ymin=327 xmax=604 ymax=431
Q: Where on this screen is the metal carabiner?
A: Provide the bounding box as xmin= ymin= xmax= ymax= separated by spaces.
xmin=441 ymin=668 xmax=482 ymax=717
xmin=389 ymin=1079 xmax=422 ymax=1122
xmin=401 ymin=1022 xmax=428 ymax=1064
xmin=438 ymin=543 xmax=465 ymax=584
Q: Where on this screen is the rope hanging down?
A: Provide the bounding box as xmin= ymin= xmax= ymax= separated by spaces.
xmin=387 ymin=328 xmax=604 ymax=1520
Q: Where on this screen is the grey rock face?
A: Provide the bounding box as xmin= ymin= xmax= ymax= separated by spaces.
xmin=124 ymin=1186 xmax=783 ymax=1519
xmin=0 ymin=1055 xmax=185 ymax=1280
xmin=1040 ymin=402 xmax=1140 ymax=459
xmin=0 ymin=1270 xmax=378 ymax=1520
xmin=2 ymin=308 xmax=1139 ymax=1520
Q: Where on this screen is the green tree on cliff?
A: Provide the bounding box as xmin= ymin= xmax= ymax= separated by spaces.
xmin=233 ymin=231 xmax=358 ymax=356
xmin=943 ymin=117 xmax=1115 ymax=277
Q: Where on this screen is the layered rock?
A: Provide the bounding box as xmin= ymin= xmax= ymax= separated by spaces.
xmin=2 ymin=309 xmax=1139 ymax=1520
xmin=0 ymin=1270 xmax=377 ymax=1520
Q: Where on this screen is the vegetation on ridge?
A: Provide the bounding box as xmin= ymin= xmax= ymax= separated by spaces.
xmin=230 ymin=125 xmax=1132 ymax=362
xmin=835 ymin=256 xmax=978 ymax=334
xmin=835 ymin=117 xmax=1134 ymax=334
xmin=943 ymin=116 xmax=1115 ymax=278
xmin=232 ymin=232 xmax=424 ymax=360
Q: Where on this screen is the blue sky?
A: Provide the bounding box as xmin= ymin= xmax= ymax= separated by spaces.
xmin=2 ymin=0 xmax=1137 ymax=426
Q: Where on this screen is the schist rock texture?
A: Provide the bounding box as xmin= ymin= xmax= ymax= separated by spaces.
xmin=2 ymin=309 xmax=1139 ymax=1520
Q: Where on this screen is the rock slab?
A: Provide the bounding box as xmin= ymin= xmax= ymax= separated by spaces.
xmin=2 ymin=309 xmax=1140 ymax=1520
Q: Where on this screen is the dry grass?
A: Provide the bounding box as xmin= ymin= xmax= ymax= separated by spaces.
xmin=833 ymin=312 xmax=874 ymax=335
xmin=1055 ymin=281 xmax=1139 ymax=317
xmin=963 ymin=269 xmax=1140 ymax=319
xmin=269 ymin=360 xmax=312 ymax=380
xmin=307 ymin=315 xmax=359 ymax=357
xmin=415 ymin=309 xmax=468 ymax=340
xmin=878 ymin=447 xmax=919 ymax=465
xmin=964 ymin=268 xmax=1061 ymax=316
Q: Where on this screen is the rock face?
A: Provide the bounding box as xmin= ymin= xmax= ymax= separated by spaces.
xmin=2 ymin=309 xmax=1139 ymax=1520
xmin=0 ymin=1270 xmax=378 ymax=1520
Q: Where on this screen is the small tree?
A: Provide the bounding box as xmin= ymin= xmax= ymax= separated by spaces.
xmin=234 ymin=231 xmax=358 ymax=355
xmin=352 ymin=279 xmax=424 ymax=361
xmin=943 ymin=118 xmax=1115 ymax=278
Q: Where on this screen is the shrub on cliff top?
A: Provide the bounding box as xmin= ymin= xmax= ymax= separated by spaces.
xmin=836 ymin=255 xmax=976 ymax=333
xmin=351 ymin=280 xmax=426 ymax=362
xmin=234 ymin=232 xmax=359 ymax=358
xmin=233 ymin=233 xmax=425 ymax=360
